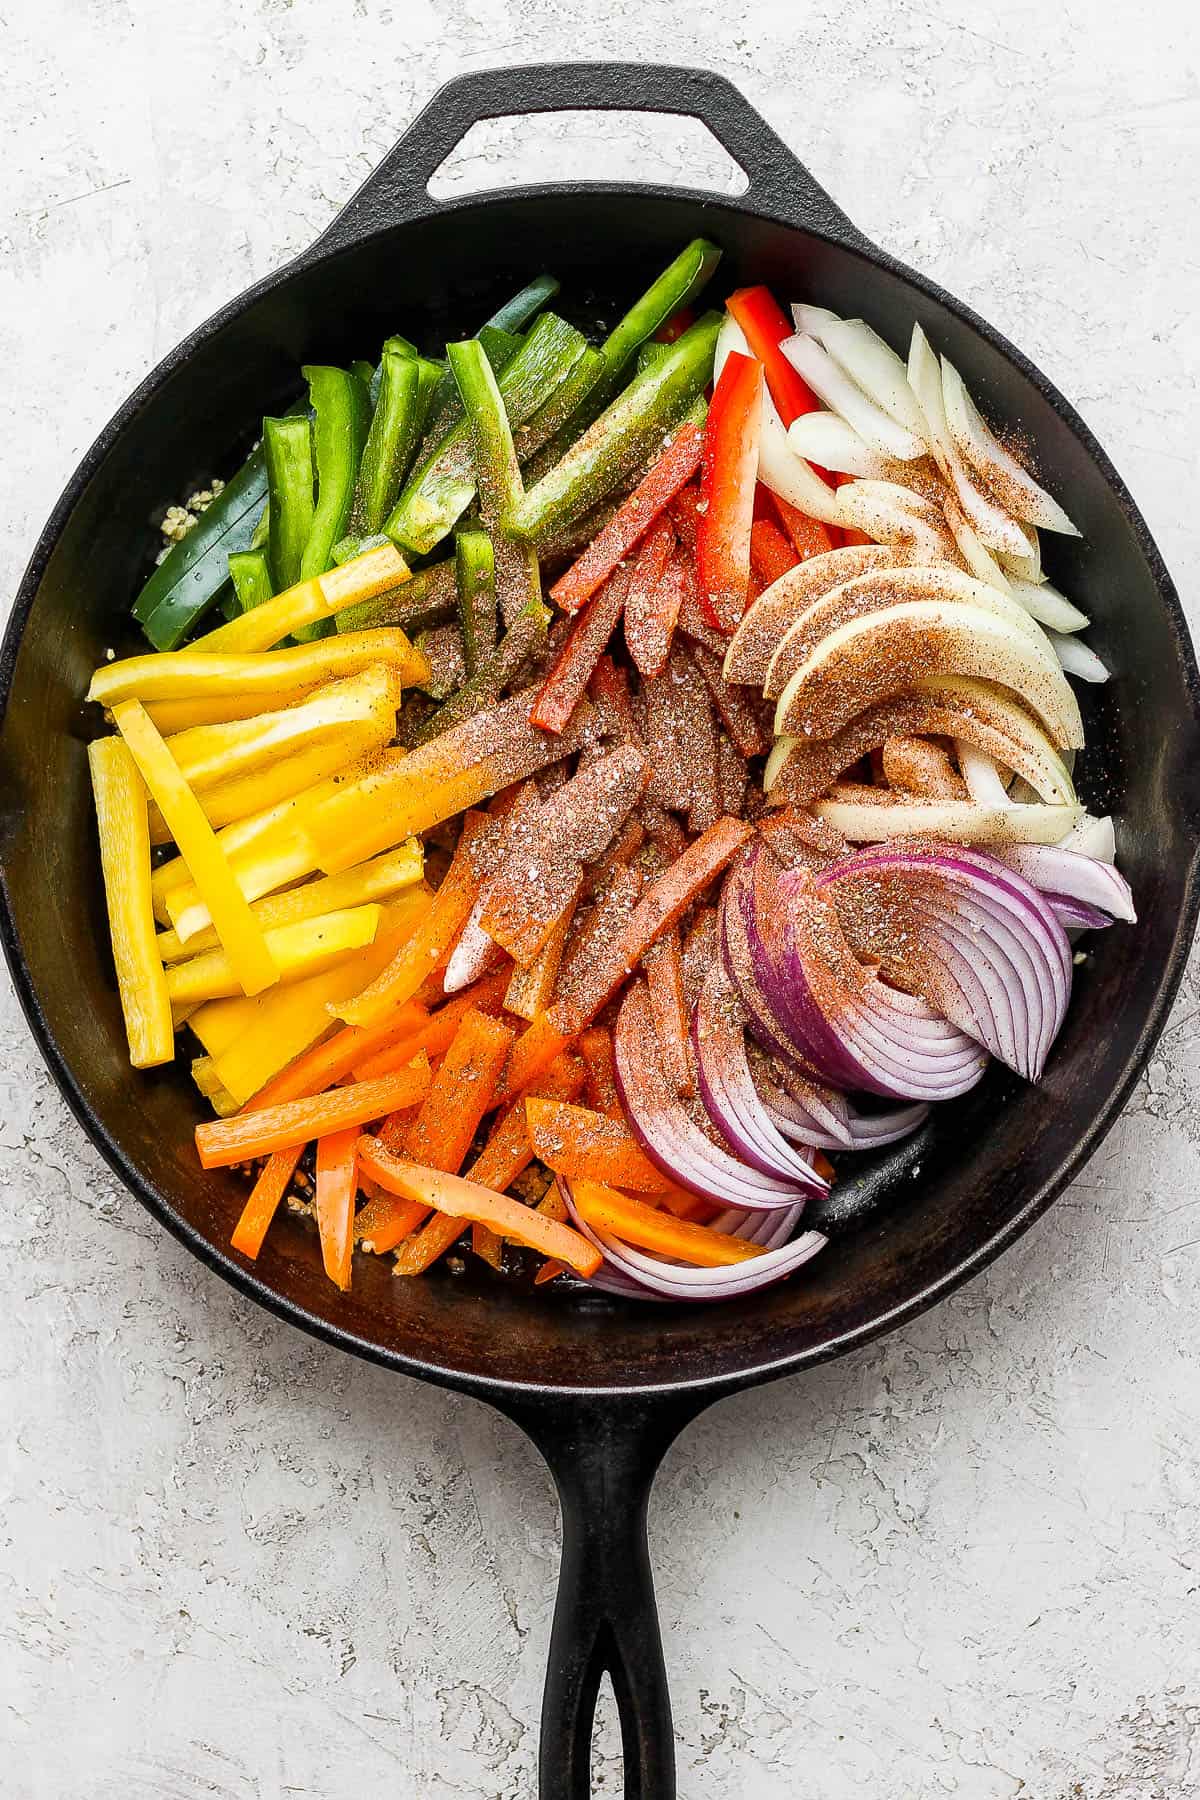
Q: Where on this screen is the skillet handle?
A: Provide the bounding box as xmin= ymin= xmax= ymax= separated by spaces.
xmin=318 ymin=62 xmax=869 ymax=253
xmin=505 ymin=1391 xmax=711 ymax=1800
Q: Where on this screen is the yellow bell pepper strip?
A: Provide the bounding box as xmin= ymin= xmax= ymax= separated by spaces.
xmin=314 ymin=1126 xmax=360 ymax=1290
xmin=570 ymin=1178 xmax=766 ymax=1268
xmin=249 ymin=999 xmax=430 ymax=1110
xmin=142 ymin=691 xmax=283 ymax=735
xmin=264 ymin=414 xmax=316 ymax=596
xmin=87 ymin=627 xmax=425 ymax=709
xmin=355 ymin=1141 xmax=601 ymax=1278
xmin=198 ymin=891 xmax=433 ymax=1106
xmin=165 ymin=903 xmax=381 ymax=1006
xmin=308 ymin=689 xmax=593 ymax=875
xmin=230 ymin=1145 xmax=304 ymax=1260
xmin=161 ymin=665 xmax=402 ymax=792
xmin=195 ymin=1063 xmax=431 ymax=1169
xmin=111 ymin=701 xmax=279 ymax=997
xmin=87 ymin=735 xmax=174 ymax=1068
xmin=190 ymin=1056 xmax=240 ymax=1116
xmin=331 ymin=818 xmax=484 ymax=1028
xmin=156 ymin=841 xmax=423 ymax=962
xmin=146 ymin=725 xmax=386 ymax=847
xmin=194 ymin=543 xmax=413 ymax=655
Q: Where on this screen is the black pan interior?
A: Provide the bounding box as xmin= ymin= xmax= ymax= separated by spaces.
xmin=3 ymin=191 xmax=1198 ymax=1396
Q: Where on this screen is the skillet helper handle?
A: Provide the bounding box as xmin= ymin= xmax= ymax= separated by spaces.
xmin=511 ymin=1394 xmax=708 ymax=1800
xmin=318 ymin=61 xmax=869 ymax=252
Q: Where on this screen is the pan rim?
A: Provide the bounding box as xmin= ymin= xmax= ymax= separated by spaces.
xmin=4 ymin=180 xmax=1199 ymax=1405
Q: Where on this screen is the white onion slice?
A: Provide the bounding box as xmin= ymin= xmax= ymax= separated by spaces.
xmin=786 ymin=411 xmax=895 ymax=478
xmin=998 ymin=524 xmax=1044 ymax=585
xmin=957 ymin=743 xmax=1013 ymax=808
xmin=940 ymin=490 xmax=1013 ymax=592
xmin=833 ymin=480 xmax=960 ymax=563
xmin=814 ymin=797 xmax=1081 ymax=844
xmin=443 ymin=900 xmax=504 ymax=992
xmin=941 ymin=355 xmax=1080 ymax=536
xmin=792 ymin=303 xmax=842 ymax=336
xmin=1060 ymin=813 xmax=1116 ymax=863
xmin=781 ymin=334 xmax=927 ymax=461
xmin=1048 ymin=629 xmax=1110 ymax=683
xmin=907 ymin=326 xmax=1030 ymax=556
xmin=717 ymin=314 xmax=844 ymax=526
xmin=1007 ymin=576 xmax=1089 ymax=634
xmin=817 ymin=318 xmax=930 ymax=440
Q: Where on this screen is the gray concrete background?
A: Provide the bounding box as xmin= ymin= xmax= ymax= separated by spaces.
xmin=3 ymin=4 xmax=1199 ymax=1795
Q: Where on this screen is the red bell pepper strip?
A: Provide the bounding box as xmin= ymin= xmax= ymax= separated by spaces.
xmin=749 ymin=514 xmax=799 ymax=586
xmin=531 ymin=565 xmax=629 ymax=733
xmin=622 ymin=519 xmax=682 ymax=678
xmin=549 ymin=420 xmax=704 ymax=614
xmin=654 ymin=304 xmax=697 ymax=345
xmin=725 ymin=286 xmax=821 ymax=428
xmin=696 ymin=352 xmax=763 ymax=633
xmin=769 ymin=489 xmax=839 ymax=561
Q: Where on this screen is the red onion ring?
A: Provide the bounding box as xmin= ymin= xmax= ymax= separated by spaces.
xmin=995 ymin=844 xmax=1136 ymax=923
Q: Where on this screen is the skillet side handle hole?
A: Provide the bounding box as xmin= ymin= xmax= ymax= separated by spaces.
xmin=425 ymin=111 xmax=749 ymax=203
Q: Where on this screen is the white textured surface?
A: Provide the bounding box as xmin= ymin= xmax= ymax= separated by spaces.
xmin=3 ymin=5 xmax=1200 ymax=1796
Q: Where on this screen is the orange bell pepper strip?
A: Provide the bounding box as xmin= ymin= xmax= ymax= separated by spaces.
xmin=524 ymin=1096 xmax=671 ymax=1192
xmin=549 ymin=420 xmax=703 ymax=614
xmin=357 ymin=1005 xmax=514 ymax=1253
xmin=587 ymin=654 xmax=644 ymax=754
xmin=643 ymin=929 xmax=693 ymax=1098
xmin=314 ymin=1126 xmax=359 ymax=1289
xmin=355 ymin=1141 xmax=602 ymax=1278
xmin=623 ymin=531 xmax=685 ymax=681
xmin=571 ymin=1178 xmax=766 ymax=1268
xmin=553 ymin=814 xmax=755 ymax=1033
xmin=749 ymin=515 xmax=800 ymax=586
xmin=725 ymin=286 xmax=822 ymax=428
xmin=530 ymin=567 xmax=628 ymax=734
xmin=495 ymin=1008 xmax=577 ymax=1106
xmin=696 ymin=352 xmax=764 ymax=634
xmin=579 ymin=1027 xmax=622 ymax=1119
xmin=688 ymin=643 xmax=769 ymax=760
xmin=395 ymin=1053 xmax=583 ymax=1274
xmin=769 ymin=489 xmax=838 ymax=561
xmin=230 ymin=1144 xmax=303 ymax=1259
xmin=404 ymin=1007 xmax=515 ymax=1172
xmin=351 ymin=967 xmax=511 ymax=1081
xmin=195 ymin=1062 xmax=430 ymax=1168
xmin=332 ymin=817 xmax=486 ymax=1028
xmin=247 ymin=999 xmax=429 ymax=1109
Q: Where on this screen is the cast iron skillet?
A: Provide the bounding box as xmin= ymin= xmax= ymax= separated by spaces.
xmin=2 ymin=62 xmax=1199 ymax=1800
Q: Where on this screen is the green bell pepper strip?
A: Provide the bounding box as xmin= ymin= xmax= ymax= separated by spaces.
xmin=514 ymin=345 xmax=605 ymax=472
xmin=331 ymin=530 xmax=389 ymax=566
xmin=635 ymin=340 xmax=673 ymax=375
xmin=506 ymin=311 xmax=721 ymax=545
xmin=135 ymin=456 xmax=266 ymax=649
xmin=419 ymin=326 xmax=523 ymax=461
xmin=228 ymin=548 xmax=274 ymax=613
xmin=298 ymin=365 xmax=371 ymax=586
xmin=447 ymin=336 xmax=549 ymax=629
xmin=351 ymin=359 xmax=375 ymax=389
xmin=484 ymin=274 xmax=560 ymax=334
xmin=412 ymin=596 xmax=548 ymax=745
xmin=350 ymin=352 xmax=421 ymax=537
xmin=388 ymin=313 xmax=588 ymax=558
xmin=334 ymin=555 xmax=458 ymax=634
xmin=455 ymin=529 xmax=497 ymax=679
xmin=264 ymin=414 xmax=315 ymax=597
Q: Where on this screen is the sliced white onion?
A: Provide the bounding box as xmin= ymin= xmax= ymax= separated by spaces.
xmin=814 ymin=797 xmax=1081 ymax=844
xmin=1048 ymin=630 xmax=1110 ymax=683
xmin=941 ymin=355 xmax=1080 ymax=536
xmin=717 ymin=314 xmax=844 ymax=527
xmin=817 ymin=318 xmax=930 ymax=440
xmin=792 ymin=303 xmax=842 ymax=336
xmin=956 ymin=743 xmax=1013 ymax=808
xmin=907 ymin=326 xmax=1030 ymax=556
xmin=834 ymin=480 xmax=960 ymax=563
xmin=940 ymin=490 xmax=1014 ymax=592
xmin=1060 ymin=812 xmax=1117 ymax=863
xmin=1007 ymin=576 xmax=1089 ymax=634
xmin=781 ymin=333 xmax=927 ymax=461
xmin=998 ymin=524 xmax=1044 ymax=585
xmin=443 ymin=899 xmax=505 ymax=992
xmin=786 ymin=411 xmax=896 ymax=478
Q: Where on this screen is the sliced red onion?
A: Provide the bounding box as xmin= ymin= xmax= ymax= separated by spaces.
xmin=746 ymin=1041 xmax=853 ymax=1149
xmin=822 ymin=844 xmax=1072 ymax=1081
xmin=841 ymin=1098 xmax=930 ymax=1148
xmin=691 ymin=961 xmax=828 ymax=1184
xmin=561 ymin=1179 xmax=827 ymax=1303
xmin=992 ymin=843 xmax=1135 ymax=922
xmin=720 ymin=852 xmax=834 ymax=1083
xmin=614 ymin=981 xmax=823 ymax=1209
xmin=1046 ymin=894 xmax=1113 ymax=931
